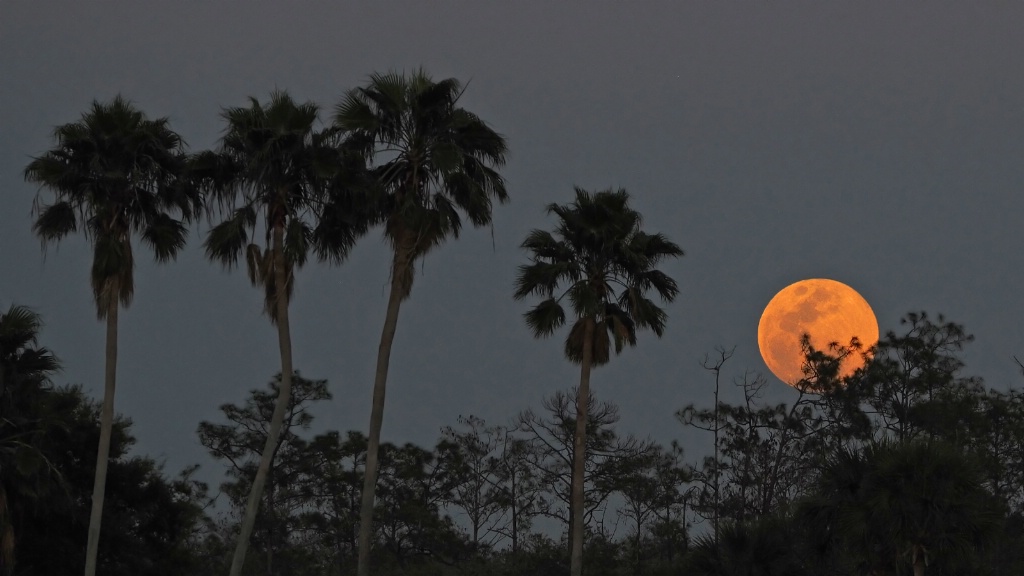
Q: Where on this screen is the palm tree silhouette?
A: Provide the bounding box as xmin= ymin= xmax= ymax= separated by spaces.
xmin=25 ymin=96 xmax=198 ymax=576
xmin=0 ymin=304 xmax=61 ymax=576
xmin=800 ymin=441 xmax=1001 ymax=576
xmin=332 ymin=69 xmax=508 ymax=576
xmin=514 ymin=187 xmax=682 ymax=576
xmin=200 ymin=91 xmax=364 ymax=576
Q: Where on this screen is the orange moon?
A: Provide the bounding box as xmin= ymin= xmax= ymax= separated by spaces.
xmin=757 ymin=278 xmax=878 ymax=387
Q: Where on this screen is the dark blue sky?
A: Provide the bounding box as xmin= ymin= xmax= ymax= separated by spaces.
xmin=3 ymin=2 xmax=1023 ymax=485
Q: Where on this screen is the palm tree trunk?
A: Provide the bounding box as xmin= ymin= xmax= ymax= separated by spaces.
xmin=356 ymin=247 xmax=409 ymax=576
xmin=712 ymin=368 xmax=720 ymax=547
xmin=229 ymin=225 xmax=295 ymax=576
xmin=1 ymin=484 xmax=14 ymax=576
xmin=84 ymin=280 xmax=119 ymax=576
xmin=570 ymin=318 xmax=595 ymax=576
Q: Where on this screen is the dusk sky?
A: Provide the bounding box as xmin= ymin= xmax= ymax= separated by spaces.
xmin=3 ymin=2 xmax=1023 ymax=489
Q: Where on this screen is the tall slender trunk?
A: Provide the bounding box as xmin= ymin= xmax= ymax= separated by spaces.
xmin=509 ymin=451 xmax=520 ymax=556
xmin=84 ymin=279 xmax=119 ymax=576
xmin=0 ymin=485 xmax=12 ymax=575
xmin=712 ymin=364 xmax=720 ymax=547
xmin=229 ymin=225 xmax=295 ymax=576
xmin=266 ymin=478 xmax=275 ymax=576
xmin=511 ymin=485 xmax=519 ymax=555
xmin=356 ymin=248 xmax=409 ymax=576
xmin=569 ymin=318 xmax=595 ymax=576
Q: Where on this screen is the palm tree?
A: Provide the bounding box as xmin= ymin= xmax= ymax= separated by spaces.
xmin=332 ymin=69 xmax=508 ymax=576
xmin=686 ymin=515 xmax=808 ymax=576
xmin=0 ymin=304 xmax=60 ymax=417
xmin=800 ymin=441 xmax=1001 ymax=576
xmin=0 ymin=304 xmax=61 ymax=575
xmin=201 ymin=91 xmax=364 ymax=576
xmin=514 ymin=188 xmax=683 ymax=576
xmin=24 ymin=97 xmax=198 ymax=576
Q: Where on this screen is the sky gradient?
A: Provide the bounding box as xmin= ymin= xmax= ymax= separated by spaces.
xmin=3 ymin=2 xmax=1023 ymax=487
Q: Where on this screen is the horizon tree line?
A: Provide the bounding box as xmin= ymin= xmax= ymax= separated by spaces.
xmin=5 ymin=301 xmax=1024 ymax=576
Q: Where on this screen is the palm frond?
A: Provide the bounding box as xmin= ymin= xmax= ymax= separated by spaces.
xmin=523 ymin=298 xmax=566 ymax=338
xmin=430 ymin=193 xmax=462 ymax=240
xmin=451 ymin=109 xmax=509 ymax=166
xmin=5 ymin=346 xmax=61 ymax=382
xmin=632 ymin=269 xmax=680 ymax=302
xmin=141 ymin=213 xmax=188 ymax=262
xmin=519 ymin=229 xmax=561 ymax=256
xmin=0 ymin=306 xmax=46 ymax=347
xmin=0 ymin=304 xmax=62 ymax=419
xmin=31 ymin=201 xmax=78 ymax=248
xmin=204 ymin=206 xmax=256 ymax=269
xmin=629 ymin=231 xmax=684 ymax=263
xmin=187 ymin=150 xmax=236 ymax=211
xmin=514 ymin=261 xmax=574 ymax=300
xmin=620 ymin=290 xmax=670 ymax=336
xmin=312 ymin=179 xmax=375 ymax=264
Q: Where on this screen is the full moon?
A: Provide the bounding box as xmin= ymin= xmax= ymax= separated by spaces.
xmin=757 ymin=278 xmax=878 ymax=387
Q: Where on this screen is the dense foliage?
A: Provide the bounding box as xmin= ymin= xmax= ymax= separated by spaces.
xmin=5 ymin=302 xmax=1024 ymax=575
xmin=1 ymin=305 xmax=209 ymax=576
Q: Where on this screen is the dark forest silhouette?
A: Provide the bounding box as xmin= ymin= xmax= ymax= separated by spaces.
xmin=5 ymin=304 xmax=1024 ymax=575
